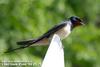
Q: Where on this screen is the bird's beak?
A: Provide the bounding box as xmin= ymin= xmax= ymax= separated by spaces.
xmin=80 ymin=22 xmax=85 ymax=25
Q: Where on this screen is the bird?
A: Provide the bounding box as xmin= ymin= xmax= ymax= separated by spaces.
xmin=5 ymin=16 xmax=84 ymax=53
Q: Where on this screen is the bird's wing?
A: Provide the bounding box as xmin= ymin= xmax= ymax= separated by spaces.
xmin=37 ymin=22 xmax=67 ymax=40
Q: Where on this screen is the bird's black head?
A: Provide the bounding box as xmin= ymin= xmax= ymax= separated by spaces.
xmin=69 ymin=16 xmax=84 ymax=28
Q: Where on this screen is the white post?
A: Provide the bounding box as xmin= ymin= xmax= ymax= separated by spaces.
xmin=41 ymin=34 xmax=65 ymax=67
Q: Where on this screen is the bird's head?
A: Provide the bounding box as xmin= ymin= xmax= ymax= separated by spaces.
xmin=69 ymin=16 xmax=84 ymax=28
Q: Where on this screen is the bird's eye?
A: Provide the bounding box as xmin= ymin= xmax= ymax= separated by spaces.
xmin=70 ymin=16 xmax=82 ymax=23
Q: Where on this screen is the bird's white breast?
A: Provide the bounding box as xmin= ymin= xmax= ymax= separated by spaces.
xmin=55 ymin=22 xmax=71 ymax=39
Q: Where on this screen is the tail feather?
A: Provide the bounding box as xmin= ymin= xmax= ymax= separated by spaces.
xmin=5 ymin=39 xmax=37 ymax=53
xmin=4 ymin=45 xmax=30 ymax=53
xmin=17 ymin=39 xmax=36 ymax=45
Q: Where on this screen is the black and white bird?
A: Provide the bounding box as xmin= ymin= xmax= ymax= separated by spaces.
xmin=5 ymin=16 xmax=84 ymax=53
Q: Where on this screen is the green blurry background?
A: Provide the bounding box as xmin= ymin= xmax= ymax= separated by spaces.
xmin=0 ymin=0 xmax=100 ymax=67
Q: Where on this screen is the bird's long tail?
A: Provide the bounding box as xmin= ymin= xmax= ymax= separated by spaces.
xmin=17 ymin=39 xmax=37 ymax=45
xmin=4 ymin=39 xmax=37 ymax=53
xmin=4 ymin=45 xmax=30 ymax=53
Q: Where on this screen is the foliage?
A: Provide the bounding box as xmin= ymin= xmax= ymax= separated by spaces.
xmin=0 ymin=0 xmax=100 ymax=67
